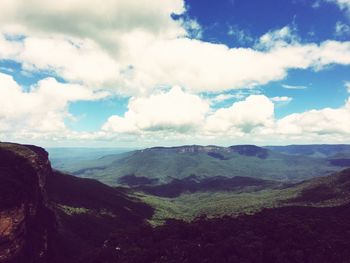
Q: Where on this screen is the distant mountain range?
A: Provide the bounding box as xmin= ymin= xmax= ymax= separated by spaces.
xmin=265 ymin=144 xmax=350 ymax=158
xmin=62 ymin=144 xmax=348 ymax=185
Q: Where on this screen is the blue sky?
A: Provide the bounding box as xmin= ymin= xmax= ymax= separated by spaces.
xmin=0 ymin=0 xmax=349 ymax=147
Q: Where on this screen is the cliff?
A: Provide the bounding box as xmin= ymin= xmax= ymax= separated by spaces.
xmin=0 ymin=143 xmax=55 ymax=263
xmin=0 ymin=142 xmax=153 ymax=263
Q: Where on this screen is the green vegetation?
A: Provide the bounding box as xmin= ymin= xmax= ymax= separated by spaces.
xmin=136 ymin=168 xmax=350 ymax=225
xmin=57 ymin=204 xmax=90 ymax=215
xmin=136 ymin=188 xmax=300 ymax=225
xmin=83 ymin=204 xmax=350 ymax=263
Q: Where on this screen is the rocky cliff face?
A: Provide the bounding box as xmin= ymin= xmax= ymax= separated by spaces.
xmin=0 ymin=143 xmax=55 ymax=263
xmin=0 ymin=142 xmax=153 ymax=263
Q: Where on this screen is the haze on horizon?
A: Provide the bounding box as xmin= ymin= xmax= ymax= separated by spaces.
xmin=0 ymin=0 xmax=350 ymax=148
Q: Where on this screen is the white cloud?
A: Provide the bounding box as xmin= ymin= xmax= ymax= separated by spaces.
xmin=114 ymin=32 xmax=350 ymax=94
xmin=277 ymin=98 xmax=350 ymax=136
xmin=1 ymin=7 xmax=350 ymax=96
xmin=282 ymin=84 xmax=308 ymax=89
xmin=1 ymin=1 xmax=350 ymax=145
xmin=0 ymin=33 xmax=120 ymax=87
xmin=101 ymin=92 xmax=350 ymax=144
xmin=0 ymin=0 xmax=186 ymax=52
xmin=256 ymin=26 xmax=299 ymax=50
xmin=316 ymin=0 xmax=350 ymax=16
xmin=331 ymin=0 xmax=350 ymax=12
xmin=2 ymin=71 xmax=350 ymax=145
xmin=0 ymin=33 xmax=22 ymax=59
xmin=102 ymin=86 xmax=210 ymax=133
xmin=210 ymin=94 xmax=238 ymax=103
xmin=0 ymin=73 xmax=107 ymax=135
xmin=204 ymin=95 xmax=275 ymax=134
xmin=346 ymin=81 xmax=350 ymax=92
xmin=227 ymin=26 xmax=253 ymax=45
xmin=271 ymin=96 xmax=293 ymax=103
xmin=312 ymin=0 xmax=322 ymax=8
xmin=335 ymin=21 xmax=350 ymax=36
xmin=182 ymin=18 xmax=202 ymax=39
xmin=102 ymin=93 xmax=276 ymax=137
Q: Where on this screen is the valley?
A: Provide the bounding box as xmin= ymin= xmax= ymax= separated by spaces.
xmin=2 ymin=142 xmax=350 ymax=262
xmin=46 ymin=144 xmax=350 ymax=224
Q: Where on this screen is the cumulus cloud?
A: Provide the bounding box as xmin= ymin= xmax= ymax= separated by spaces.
xmin=101 ymin=93 xmax=277 ymax=142
xmin=0 ymin=0 xmax=186 ymax=52
xmin=102 ymin=93 xmax=276 ymax=137
xmin=102 ymin=86 xmax=210 ymax=133
xmin=0 ymin=33 xmax=121 ymax=87
xmin=20 ymin=36 xmax=120 ymax=87
xmin=1 ymin=6 xmax=350 ymax=95
xmin=276 ymin=98 xmax=350 ymax=136
xmin=0 ymin=72 xmax=107 ymax=136
xmin=101 ymin=91 xmax=350 ymax=144
xmin=204 ymin=95 xmax=275 ymax=134
xmin=2 ymin=70 xmax=349 ymax=144
xmin=114 ymin=33 xmax=350 ymax=94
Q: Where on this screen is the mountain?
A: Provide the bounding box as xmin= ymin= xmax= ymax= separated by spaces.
xmin=2 ymin=142 xmax=350 ymax=263
xmin=0 ymin=142 xmax=152 ymax=263
xmin=69 ymin=145 xmax=343 ymax=185
xmin=265 ymin=144 xmax=350 ymax=158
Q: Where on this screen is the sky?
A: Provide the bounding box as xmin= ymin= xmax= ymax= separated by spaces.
xmin=0 ymin=0 xmax=350 ymax=147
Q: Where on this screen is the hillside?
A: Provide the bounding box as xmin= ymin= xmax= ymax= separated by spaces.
xmin=0 ymin=142 xmax=152 ymax=263
xmin=137 ymin=168 xmax=350 ymax=224
xmin=69 ymin=145 xmax=342 ymax=185
xmin=84 ymin=204 xmax=350 ymax=263
xmin=287 ymin=168 xmax=350 ymax=205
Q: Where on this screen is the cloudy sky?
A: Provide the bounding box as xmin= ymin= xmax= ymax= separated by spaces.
xmin=0 ymin=0 xmax=350 ymax=147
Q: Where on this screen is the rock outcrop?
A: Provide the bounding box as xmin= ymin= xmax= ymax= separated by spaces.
xmin=0 ymin=142 xmax=153 ymax=263
xmin=0 ymin=143 xmax=55 ymax=263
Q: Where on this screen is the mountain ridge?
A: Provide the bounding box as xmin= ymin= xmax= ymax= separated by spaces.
xmin=67 ymin=144 xmax=343 ymax=185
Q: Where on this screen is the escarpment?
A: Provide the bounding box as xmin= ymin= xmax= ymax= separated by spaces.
xmin=0 ymin=142 xmax=153 ymax=263
xmin=0 ymin=143 xmax=55 ymax=263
